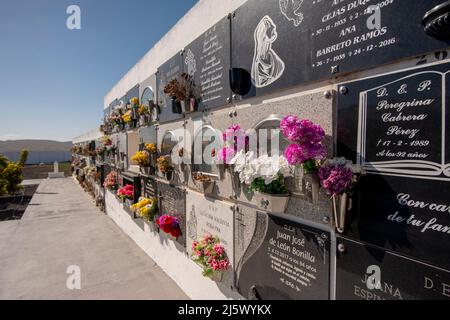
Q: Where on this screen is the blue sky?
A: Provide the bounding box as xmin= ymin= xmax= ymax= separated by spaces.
xmin=0 ymin=0 xmax=197 ymax=141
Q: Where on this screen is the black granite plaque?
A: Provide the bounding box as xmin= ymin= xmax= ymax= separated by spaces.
xmin=184 ymin=16 xmax=231 ymax=111
xmin=336 ymin=237 xmax=450 ymax=300
xmin=121 ymin=171 xmax=141 ymax=203
xmin=156 ymin=53 xmax=185 ymax=123
xmin=337 ymin=61 xmax=450 ymax=269
xmin=140 ymin=176 xmax=157 ymax=199
xmin=127 ymin=84 xmax=140 ymax=102
xmin=237 ymin=214 xmax=330 ymax=300
xmin=157 ymin=181 xmax=186 ymax=248
xmin=231 ymin=0 xmax=449 ymax=100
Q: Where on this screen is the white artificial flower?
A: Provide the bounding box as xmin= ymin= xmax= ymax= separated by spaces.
xmin=230 ymin=149 xmax=247 ymax=173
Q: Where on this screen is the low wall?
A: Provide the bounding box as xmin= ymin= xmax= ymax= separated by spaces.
xmin=104 ymin=189 xmax=242 ymax=300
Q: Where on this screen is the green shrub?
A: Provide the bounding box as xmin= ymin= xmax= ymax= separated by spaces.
xmin=0 ymin=150 xmax=29 ymax=196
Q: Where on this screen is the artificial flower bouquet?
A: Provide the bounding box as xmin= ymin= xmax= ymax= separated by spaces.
xmin=131 ymin=197 xmax=158 ymax=223
xmin=132 ymin=151 xmax=151 ymax=167
xmin=319 ymin=158 xmax=363 ymax=233
xmin=110 ymin=110 xmax=124 ymax=130
xmin=217 ymin=124 xmax=248 ymax=166
xmin=281 ymin=115 xmax=327 ymax=204
xmin=191 ymin=234 xmax=230 ymax=281
xmin=281 ymin=115 xmax=326 ymax=172
xmin=122 ymin=110 xmax=133 ymax=124
xmin=156 ymin=215 xmax=182 ymax=239
xmin=117 ymin=184 xmax=134 ymax=202
xmin=163 ymin=73 xmax=197 ymax=113
xmin=157 ymin=155 xmax=173 ymax=176
xmin=230 ymin=150 xmax=294 ymax=212
xmin=103 ymin=171 xmax=118 ymax=191
xmin=144 ymin=143 xmax=157 ymax=155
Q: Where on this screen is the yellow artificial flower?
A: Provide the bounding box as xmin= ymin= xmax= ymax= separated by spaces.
xmin=130 ymin=97 xmax=139 ymax=105
xmin=139 ymin=104 xmax=148 ymax=115
xmin=145 ymin=143 xmax=157 ymax=154
xmin=122 ymin=110 xmax=132 ymax=123
xmin=132 ymin=151 xmax=150 ymax=166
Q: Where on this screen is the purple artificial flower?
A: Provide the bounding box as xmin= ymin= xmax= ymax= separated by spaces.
xmin=285 ymin=144 xmax=306 ymax=165
xmin=302 ymin=142 xmax=327 ymax=160
xmin=223 ymin=124 xmax=242 ymax=142
xmin=284 ymin=143 xmax=327 ymax=165
xmin=318 ymin=165 xmax=353 ymax=196
xmin=280 ymin=115 xmax=302 ymax=142
xmin=280 ymin=115 xmax=325 ymax=144
xmin=297 ymin=120 xmax=325 ymax=144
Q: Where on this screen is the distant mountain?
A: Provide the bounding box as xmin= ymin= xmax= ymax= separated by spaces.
xmin=0 ymin=140 xmax=72 ymax=153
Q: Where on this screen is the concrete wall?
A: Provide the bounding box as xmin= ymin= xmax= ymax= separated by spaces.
xmin=95 ymin=0 xmax=450 ymax=300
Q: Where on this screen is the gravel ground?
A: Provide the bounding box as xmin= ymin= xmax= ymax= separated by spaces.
xmin=0 ymin=185 xmax=39 ymax=221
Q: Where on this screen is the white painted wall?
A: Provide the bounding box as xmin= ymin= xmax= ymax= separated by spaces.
xmin=104 ymin=0 xmax=247 ymax=108
xmin=73 ymin=129 xmax=103 ymax=144
xmin=105 ymin=190 xmax=243 ymax=300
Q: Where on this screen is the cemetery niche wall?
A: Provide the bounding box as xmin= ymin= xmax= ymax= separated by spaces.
xmin=230 ymin=0 xmax=450 ymax=100
xmin=88 ymin=0 xmax=450 ymax=300
xmin=336 ymin=60 xmax=450 ymax=298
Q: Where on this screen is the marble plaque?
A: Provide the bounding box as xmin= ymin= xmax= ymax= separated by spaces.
xmin=186 ymin=190 xmax=235 ymax=268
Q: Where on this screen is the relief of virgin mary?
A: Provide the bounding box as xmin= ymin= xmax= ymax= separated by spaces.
xmin=251 ymin=15 xmax=285 ymax=88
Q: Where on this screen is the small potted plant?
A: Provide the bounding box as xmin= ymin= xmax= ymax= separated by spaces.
xmin=157 ymin=155 xmax=173 ymax=180
xmin=192 ymin=172 xmax=215 ymax=194
xmin=156 ymin=215 xmax=182 ymax=241
xmin=281 ymin=115 xmax=327 ymax=205
xmin=191 ymin=234 xmax=230 ymax=282
xmin=230 ymin=150 xmax=294 ymax=213
xmin=319 ymin=158 xmax=363 ymax=233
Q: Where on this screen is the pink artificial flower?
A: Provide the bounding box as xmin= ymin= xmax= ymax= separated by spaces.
xmin=213 ymin=244 xmax=225 ymax=256
xmin=218 ymin=146 xmax=236 ymax=164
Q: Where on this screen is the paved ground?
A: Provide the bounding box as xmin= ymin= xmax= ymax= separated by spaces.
xmin=0 ymin=178 xmax=188 ymax=300
xmin=21 ymin=179 xmax=43 ymax=186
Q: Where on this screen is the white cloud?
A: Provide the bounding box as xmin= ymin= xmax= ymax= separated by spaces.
xmin=0 ymin=134 xmax=21 ymax=141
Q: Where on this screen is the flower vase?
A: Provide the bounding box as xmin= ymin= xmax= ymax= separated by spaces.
xmin=332 ymin=193 xmax=349 ymax=234
xmin=140 ymin=166 xmax=151 ymax=176
xmin=200 ymin=181 xmax=215 ymax=195
xmin=171 ymin=98 xmax=182 ymax=114
xmin=303 ymin=172 xmax=320 ymax=205
xmin=207 ymin=271 xmax=223 ymax=283
xmin=254 ymin=192 xmax=290 ymax=213
xmin=185 ymin=97 xmax=197 ymax=113
xmin=139 ymin=116 xmax=147 ymax=127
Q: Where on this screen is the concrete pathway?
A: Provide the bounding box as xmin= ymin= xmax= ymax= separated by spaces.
xmin=0 ymin=178 xmax=188 ymax=300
